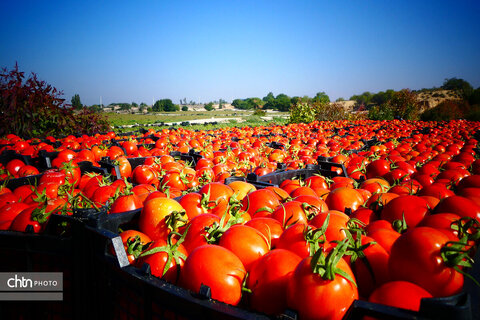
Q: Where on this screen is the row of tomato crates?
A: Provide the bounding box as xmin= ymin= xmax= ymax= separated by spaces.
xmin=1 ymin=163 xmax=479 ymax=319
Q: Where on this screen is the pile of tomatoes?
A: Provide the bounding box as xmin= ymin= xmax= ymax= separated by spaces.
xmin=1 ymin=119 xmax=480 ymax=320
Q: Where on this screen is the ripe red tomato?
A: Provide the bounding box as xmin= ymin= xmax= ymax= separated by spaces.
xmin=368 ymin=281 xmax=432 ymax=313
xmin=389 ymin=226 xmax=464 ymax=297
xmin=118 ymin=230 xmax=152 ymax=265
xmin=181 ymin=213 xmax=221 ymax=253
xmin=198 ymin=182 xmax=234 ymax=217
xmin=380 ymin=195 xmax=430 ymax=229
xmin=139 ymin=197 xmax=186 ymax=241
xmin=245 ymin=217 xmax=284 ymax=248
xmin=247 ymin=249 xmax=302 ymax=315
xmin=218 ymin=224 xmax=269 ymax=271
xmin=138 ymin=238 xmax=187 ymax=284
xmin=271 ymin=201 xmax=309 ymax=227
xmin=310 ymin=210 xmax=350 ymax=242
xmin=180 ymin=244 xmax=246 ymax=305
xmin=344 ymin=234 xmax=390 ymax=298
xmin=366 ymin=159 xmax=391 ymax=179
xmin=17 ymin=165 xmax=40 ymax=177
xmin=109 ymin=193 xmax=143 ymax=214
xmin=241 ymin=189 xmax=281 ymax=218
xmin=131 ymin=165 xmax=159 ymax=186
xmin=0 ymin=202 xmax=30 ymax=230
xmin=287 ymin=250 xmax=358 ymax=320
xmin=6 ymin=159 xmax=25 ymax=177
xmin=434 ymin=195 xmax=480 ymax=222
xmin=325 ymin=187 xmax=364 ymax=213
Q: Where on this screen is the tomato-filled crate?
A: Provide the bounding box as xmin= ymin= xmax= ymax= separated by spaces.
xmin=81 ymin=209 xmax=278 ymax=320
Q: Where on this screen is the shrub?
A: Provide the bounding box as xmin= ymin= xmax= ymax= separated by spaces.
xmin=368 ymin=104 xmax=395 ymax=120
xmin=420 ymin=100 xmax=469 ymax=121
xmin=289 ymin=101 xmax=349 ymax=123
xmin=0 ymin=64 xmax=109 ymax=138
xmin=253 ymin=108 xmax=266 ymax=117
xmin=204 ymin=102 xmax=214 ymax=111
xmin=315 ymin=102 xmax=349 ymax=121
xmin=289 ymin=102 xmax=317 ymax=123
xmin=181 ymin=106 xmax=188 ymax=111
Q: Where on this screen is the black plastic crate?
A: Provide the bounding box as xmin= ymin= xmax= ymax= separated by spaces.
xmin=224 ymin=176 xmax=277 ymax=189
xmin=0 ymin=214 xmax=87 ymax=320
xmin=82 ymin=209 xmax=274 ymax=320
xmin=246 ymin=163 xmax=347 ymax=186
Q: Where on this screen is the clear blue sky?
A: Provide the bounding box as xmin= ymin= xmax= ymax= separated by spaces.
xmin=1 ymin=0 xmax=479 ymax=106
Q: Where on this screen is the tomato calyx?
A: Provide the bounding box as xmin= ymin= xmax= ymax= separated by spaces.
xmin=392 ymin=213 xmax=408 ymax=233
xmin=342 ymin=228 xmax=377 ymax=284
xmin=139 ymin=229 xmax=188 ymax=279
xmin=126 ymin=235 xmax=152 ymax=260
xmin=164 ymin=210 xmax=188 ymax=234
xmin=451 ymin=217 xmax=480 ymax=242
xmin=310 ymin=238 xmax=357 ymax=286
xmin=30 ymin=203 xmax=54 ymax=224
xmin=440 ymin=235 xmax=480 ymax=288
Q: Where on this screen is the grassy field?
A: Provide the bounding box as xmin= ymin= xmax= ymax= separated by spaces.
xmin=105 ymin=110 xmax=289 ymax=131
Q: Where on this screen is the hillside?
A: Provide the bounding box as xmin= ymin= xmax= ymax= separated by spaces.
xmin=416 ymin=89 xmax=462 ymax=111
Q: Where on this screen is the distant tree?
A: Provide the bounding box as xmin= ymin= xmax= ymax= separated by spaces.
xmin=274 ymin=94 xmax=292 ymax=111
xmin=262 ymin=92 xmax=275 ymax=103
xmin=204 ymin=102 xmax=214 ymax=111
xmin=312 ymin=92 xmax=330 ymax=104
xmin=71 ymin=94 xmax=82 ymax=109
xmin=371 ymin=90 xmax=395 ymax=106
xmin=153 ymin=99 xmax=177 ymax=112
xmin=89 ymin=104 xmax=102 ymax=112
xmin=119 ymin=103 xmax=131 ymax=111
xmin=350 ymin=92 xmax=373 ymax=106
xmin=181 ymin=106 xmax=188 ymax=111
xmin=290 ymin=96 xmax=301 ymax=105
xmin=336 ymin=97 xmax=345 ymax=102
xmin=442 ymin=77 xmax=473 ymax=98
xmin=131 ymin=102 xmax=138 ymax=108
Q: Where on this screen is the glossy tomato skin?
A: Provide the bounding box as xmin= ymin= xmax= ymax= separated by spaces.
xmin=309 ymin=210 xmax=349 ymax=242
xmin=388 ymin=226 xmax=464 ymax=297
xmin=245 ymin=217 xmax=284 ymax=248
xmin=10 ymin=206 xmax=44 ymax=233
xmin=241 ymin=189 xmax=280 ymax=218
xmin=325 ymin=187 xmax=364 ymax=213
xmin=0 ymin=202 xmax=30 ymax=230
xmin=346 ymin=235 xmax=390 ymax=299
xmin=181 ymin=213 xmax=220 ymax=253
xmin=271 ymin=201 xmax=309 ymax=227
xmin=368 ymin=281 xmax=432 ymax=313
xmin=198 ymin=182 xmax=234 ymax=217
xmin=380 ymin=195 xmax=430 ymax=229
xmin=178 ymin=192 xmax=208 ymax=220
xmin=139 ymin=197 xmax=185 ymax=241
xmin=434 ymin=195 xmax=480 ymax=223
xmin=119 ymin=230 xmax=152 ymax=265
xmin=287 ymin=255 xmax=358 ymax=320
xmin=247 ymin=249 xmax=302 ymax=315
xmin=180 ymin=244 xmax=246 ymax=306
xmin=109 ymin=194 xmax=143 ymax=214
xmin=218 ymin=224 xmax=269 ymax=272
xmin=138 ymin=238 xmax=187 ymax=284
